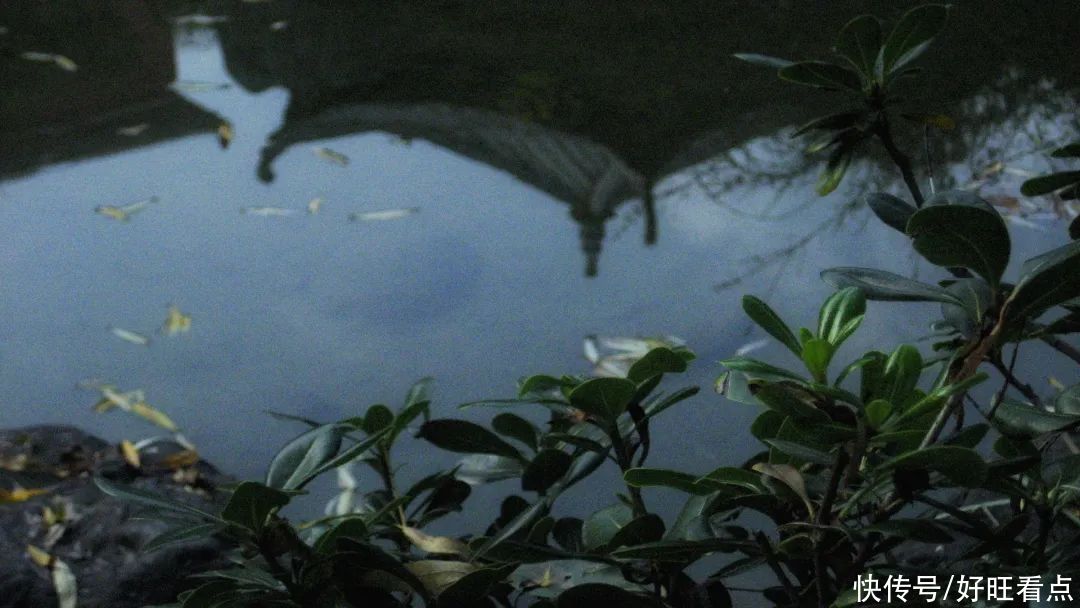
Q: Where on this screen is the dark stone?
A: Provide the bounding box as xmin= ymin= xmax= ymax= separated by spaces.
xmin=0 ymin=426 xmax=233 ymax=608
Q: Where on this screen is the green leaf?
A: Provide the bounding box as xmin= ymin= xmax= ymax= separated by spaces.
xmin=418 ymin=419 xmax=527 ymax=463
xmin=732 ymin=53 xmax=794 ymax=68
xmin=304 ymin=428 xmax=389 ymax=484
xmin=1052 ymin=143 xmax=1080 ymax=158
xmin=568 ymin=377 xmax=637 ymax=422
xmin=719 ymin=357 xmax=806 ymax=382
xmin=221 ymin=481 xmax=290 ymax=533
xmin=519 ymin=374 xmax=569 ymax=397
xmin=818 ymin=287 xmax=866 ymax=346
xmin=362 ymin=404 xmax=394 ymax=435
xmin=863 ymin=192 xmax=915 ymax=233
xmin=557 ymin=583 xmax=661 ymax=608
xmin=779 ymin=61 xmax=862 ymax=92
xmin=492 ymin=413 xmax=539 ymax=451
xmin=607 ymin=514 xmax=665 ymax=550
xmin=1071 ymin=215 xmax=1080 ymax=240
xmin=474 ymin=500 xmax=546 ymax=558
xmin=1056 ymin=384 xmax=1080 ymax=415
xmin=624 ymin=468 xmax=711 ymax=495
xmin=626 ymin=347 xmax=688 ymax=383
xmin=582 ymin=503 xmax=633 ymax=551
xmin=907 ymin=193 xmax=1010 ymax=285
xmin=553 ymin=517 xmax=584 ymax=552
xmin=754 ymin=383 xmax=830 ymax=422
xmin=821 ymin=267 xmax=962 ymax=304
xmin=1020 ymin=171 xmax=1080 ymax=196
xmin=878 ymin=3 xmax=950 ymax=77
xmin=143 ymin=522 xmax=219 ymax=553
xmin=522 ymin=449 xmax=573 ymax=493
xmin=314 ymin=517 xmax=369 ymax=553
xmin=882 ymin=345 xmax=923 ymax=406
xmin=792 ymin=111 xmax=863 ymax=138
xmin=994 ymin=399 xmax=1080 ymax=438
xmin=94 ymin=476 xmax=220 ymax=522
xmin=455 ymin=454 xmax=524 ymax=485
xmin=697 ymin=467 xmax=766 ymax=493
xmin=816 ymin=143 xmax=855 ymax=195
xmin=642 ymin=386 xmax=700 ymax=419
xmin=878 ymin=445 xmax=987 ymax=487
xmin=611 ymin=538 xmax=755 ymax=562
xmin=389 ymin=398 xmax=431 ymax=445
xmin=801 ymin=338 xmax=832 ymax=382
xmin=742 ymin=295 xmax=801 ymax=355
xmin=266 ymin=424 xmax=344 ymax=490
xmin=835 ymin=15 xmax=882 ymax=78
xmin=864 ymin=399 xmax=893 ymax=430
xmin=763 ymin=439 xmax=833 ymax=465
xmin=1006 ymin=240 xmax=1080 ymax=323
xmin=438 ymin=563 xmax=518 ymax=608
xmin=941 ymin=278 xmax=993 ymax=338
xmin=864 ymin=519 xmax=953 ymax=543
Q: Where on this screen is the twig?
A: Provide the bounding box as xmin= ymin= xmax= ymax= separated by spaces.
xmin=815 ymin=451 xmax=849 ymax=608
xmin=756 ymin=531 xmax=800 ymax=605
xmin=874 ymin=116 xmax=924 ymax=207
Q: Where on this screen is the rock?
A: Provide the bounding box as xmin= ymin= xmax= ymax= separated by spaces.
xmin=0 ymin=426 xmax=233 ymax=608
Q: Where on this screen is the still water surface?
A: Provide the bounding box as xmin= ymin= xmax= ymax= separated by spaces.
xmin=2 ymin=2 xmax=1079 ymax=526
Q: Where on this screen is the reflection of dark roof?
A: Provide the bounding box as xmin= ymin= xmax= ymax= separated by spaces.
xmin=0 ymin=93 xmax=223 ymax=181
xmin=0 ymin=1 xmax=223 ymax=180
xmin=260 ymin=103 xmax=645 ymax=214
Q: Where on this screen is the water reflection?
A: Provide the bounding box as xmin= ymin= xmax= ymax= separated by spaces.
xmin=1 ymin=1 xmax=1079 ymax=512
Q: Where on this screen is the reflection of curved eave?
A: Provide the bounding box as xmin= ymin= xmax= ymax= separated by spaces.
xmin=0 ymin=93 xmax=223 ymax=182
xmin=260 ymin=102 xmax=647 ymax=216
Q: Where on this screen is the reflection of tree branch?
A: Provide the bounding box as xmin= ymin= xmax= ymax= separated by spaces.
xmin=713 ymin=197 xmax=862 ymax=292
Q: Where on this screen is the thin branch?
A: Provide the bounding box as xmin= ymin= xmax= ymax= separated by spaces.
xmin=874 ymin=116 xmax=924 ymax=207
xmin=756 ymin=531 xmax=800 ymax=606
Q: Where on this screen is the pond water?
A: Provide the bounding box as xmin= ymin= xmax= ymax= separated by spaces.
xmin=2 ymin=1 xmax=1079 ymax=535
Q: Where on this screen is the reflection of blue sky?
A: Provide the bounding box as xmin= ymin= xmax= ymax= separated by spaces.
xmin=2 ymin=28 xmax=1079 ymax=534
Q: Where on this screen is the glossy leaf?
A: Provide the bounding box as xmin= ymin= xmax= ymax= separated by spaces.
xmin=994 ymin=399 xmax=1080 ymax=438
xmin=314 ymin=517 xmax=369 ymax=553
xmin=821 ymin=267 xmax=962 ymax=304
xmin=835 ymin=15 xmax=882 ymax=78
xmin=557 ymin=583 xmax=661 ymax=608
xmin=143 ymin=522 xmax=219 ymax=552
xmin=818 ymin=287 xmax=866 ymax=346
xmin=879 ymin=3 xmax=950 ymax=77
xmin=94 ymin=476 xmax=220 ymax=522
xmin=742 ymin=295 xmax=801 ymax=355
xmin=626 ymin=347 xmax=689 ymax=383
xmin=362 ymin=404 xmax=394 ymax=435
xmin=1005 ymin=240 xmax=1080 ymax=323
xmin=418 ymin=419 xmax=526 ymax=463
xmin=266 ymin=423 xmax=344 ymax=490
xmin=624 ymin=468 xmax=711 ymax=495
xmin=941 ymin=278 xmax=993 ymax=338
xmin=582 ymin=503 xmax=633 ymax=551
xmin=864 ymin=192 xmax=915 ymax=233
xmin=568 ymin=377 xmax=637 ymax=421
xmin=438 ymin=562 xmax=518 ymax=608
xmin=1056 ymin=384 xmax=1080 ymax=415
xmin=878 ymin=445 xmax=987 ymax=487
xmin=607 ymin=514 xmax=665 ymax=550
xmin=731 ymin=53 xmax=794 ymax=68
xmin=754 ymin=383 xmax=829 ymax=422
xmin=492 ymin=413 xmax=539 ymax=451
xmin=864 ymin=519 xmax=953 ymax=543
xmin=906 ymin=195 xmax=1010 ymax=285
xmin=800 ymin=338 xmax=832 ymax=382
xmin=792 ymin=111 xmax=862 ymax=138
xmin=817 ymin=142 xmax=854 ymax=195
xmin=1020 ymin=170 xmax=1080 ymax=196
xmin=522 ymin=449 xmax=574 ymax=493
xmin=779 ymin=61 xmax=862 ymax=92
xmin=221 ymin=481 xmax=290 ymax=533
